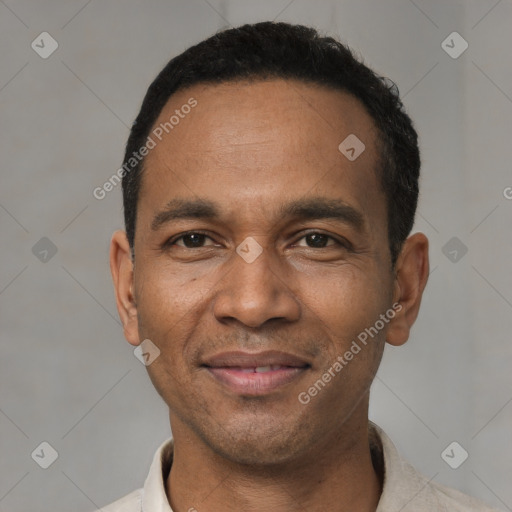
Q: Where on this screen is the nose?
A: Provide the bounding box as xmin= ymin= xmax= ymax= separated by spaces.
xmin=212 ymin=241 xmax=301 ymax=329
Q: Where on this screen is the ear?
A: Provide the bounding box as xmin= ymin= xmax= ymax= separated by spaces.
xmin=110 ymin=230 xmax=140 ymax=346
xmin=386 ymin=232 xmax=429 ymax=347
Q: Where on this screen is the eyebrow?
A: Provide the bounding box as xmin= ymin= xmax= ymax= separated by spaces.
xmin=151 ymin=197 xmax=365 ymax=232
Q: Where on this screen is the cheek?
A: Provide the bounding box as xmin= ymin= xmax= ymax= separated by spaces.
xmin=135 ymin=260 xmax=209 ymax=325
xmin=134 ymin=268 xmax=204 ymax=405
xmin=296 ymin=262 xmax=389 ymax=340
xmin=134 ymin=260 xmax=223 ymax=385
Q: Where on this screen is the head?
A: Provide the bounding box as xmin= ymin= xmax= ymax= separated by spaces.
xmin=110 ymin=22 xmax=429 ymax=466
xmin=122 ymin=22 xmax=420 ymax=268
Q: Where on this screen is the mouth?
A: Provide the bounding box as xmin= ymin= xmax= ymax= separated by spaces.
xmin=202 ymin=350 xmax=311 ymax=396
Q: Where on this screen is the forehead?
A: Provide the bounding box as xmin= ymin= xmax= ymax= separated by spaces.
xmin=146 ymin=79 xmax=379 ymax=161
xmin=137 ymin=79 xmax=384 ymax=231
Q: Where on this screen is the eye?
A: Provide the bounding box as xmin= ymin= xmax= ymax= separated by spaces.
xmin=164 ymin=231 xmax=350 ymax=251
xmin=166 ymin=231 xmax=217 ymax=249
xmin=294 ymin=232 xmax=348 ymax=249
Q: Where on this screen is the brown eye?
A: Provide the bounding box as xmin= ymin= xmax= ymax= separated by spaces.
xmin=295 ymin=232 xmax=341 ymax=249
xmin=167 ymin=232 xmax=216 ymax=249
xmin=304 ymin=233 xmax=331 ymax=248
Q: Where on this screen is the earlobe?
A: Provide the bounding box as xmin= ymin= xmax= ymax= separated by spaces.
xmin=386 ymin=233 xmax=429 ymax=347
xmin=110 ymin=230 xmax=140 ymax=346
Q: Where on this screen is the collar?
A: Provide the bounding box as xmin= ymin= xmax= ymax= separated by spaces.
xmin=139 ymin=422 xmax=447 ymax=511
xmin=370 ymin=421 xmax=443 ymax=511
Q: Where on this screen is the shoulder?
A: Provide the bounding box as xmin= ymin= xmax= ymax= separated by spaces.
xmin=96 ymin=438 xmax=173 ymax=512
xmin=98 ymin=488 xmax=143 ymax=512
xmin=371 ymin=422 xmax=502 ymax=512
xmin=428 ymin=479 xmax=502 ymax=511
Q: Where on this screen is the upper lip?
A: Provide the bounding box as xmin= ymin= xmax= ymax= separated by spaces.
xmin=202 ymin=350 xmax=310 ymax=369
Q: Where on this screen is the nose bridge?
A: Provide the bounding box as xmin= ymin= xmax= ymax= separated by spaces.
xmin=213 ymin=238 xmax=300 ymax=327
xmin=234 ymin=239 xmax=279 ymax=295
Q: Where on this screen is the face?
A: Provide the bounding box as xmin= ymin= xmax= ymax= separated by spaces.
xmin=111 ymin=79 xmax=428 ymax=466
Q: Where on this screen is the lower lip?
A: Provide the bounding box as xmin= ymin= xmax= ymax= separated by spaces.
xmin=206 ymin=367 xmax=307 ymax=395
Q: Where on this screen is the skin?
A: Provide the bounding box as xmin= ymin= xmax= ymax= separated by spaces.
xmin=110 ymin=79 xmax=429 ymax=512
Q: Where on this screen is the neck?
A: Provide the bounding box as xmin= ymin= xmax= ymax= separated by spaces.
xmin=166 ymin=408 xmax=382 ymax=512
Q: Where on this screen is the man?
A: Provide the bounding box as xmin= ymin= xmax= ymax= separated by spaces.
xmin=106 ymin=21 xmax=499 ymax=511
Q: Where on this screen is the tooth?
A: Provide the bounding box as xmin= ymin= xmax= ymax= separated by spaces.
xmin=240 ymin=368 xmax=254 ymax=373
xmin=255 ymin=366 xmax=272 ymax=373
xmin=270 ymin=365 xmax=282 ymax=371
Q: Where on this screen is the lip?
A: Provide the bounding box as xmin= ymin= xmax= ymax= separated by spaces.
xmin=203 ymin=350 xmax=310 ymax=368
xmin=202 ymin=350 xmax=310 ymax=396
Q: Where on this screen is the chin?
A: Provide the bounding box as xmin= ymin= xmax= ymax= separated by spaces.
xmin=216 ymin=438 xmax=301 ymax=467
xmin=201 ymin=415 xmax=316 ymax=467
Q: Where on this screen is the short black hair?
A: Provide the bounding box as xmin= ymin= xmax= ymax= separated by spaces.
xmin=122 ymin=21 xmax=420 ymax=265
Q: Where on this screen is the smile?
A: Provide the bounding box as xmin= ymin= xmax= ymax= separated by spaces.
xmin=202 ymin=350 xmax=311 ymax=395
xmin=206 ymin=366 xmax=308 ymax=395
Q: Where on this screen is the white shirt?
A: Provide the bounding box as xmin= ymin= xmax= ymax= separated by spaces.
xmin=99 ymin=422 xmax=501 ymax=511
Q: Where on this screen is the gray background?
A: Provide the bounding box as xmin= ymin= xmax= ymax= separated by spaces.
xmin=1 ymin=0 xmax=511 ymax=510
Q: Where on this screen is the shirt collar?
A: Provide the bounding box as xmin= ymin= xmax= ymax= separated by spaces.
xmin=141 ymin=422 xmax=436 ymax=511
xmin=370 ymin=421 xmax=442 ymax=511
xmin=141 ymin=439 xmax=174 ymax=512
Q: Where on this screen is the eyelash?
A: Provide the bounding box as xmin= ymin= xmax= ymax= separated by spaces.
xmin=164 ymin=230 xmax=351 ymax=250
